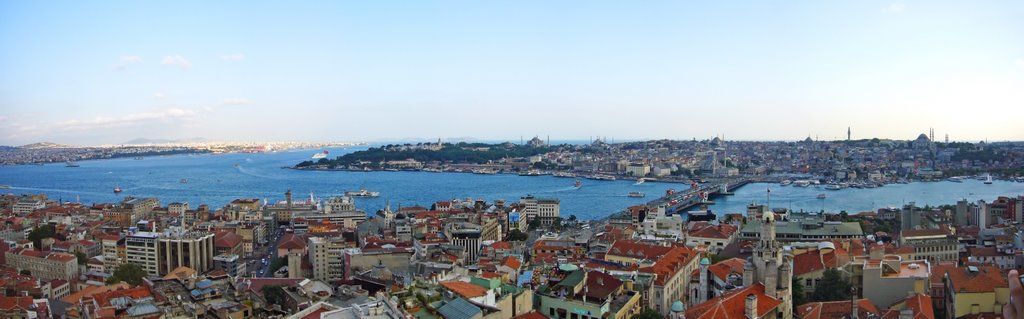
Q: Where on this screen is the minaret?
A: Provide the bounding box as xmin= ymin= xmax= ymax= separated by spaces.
xmin=697 ymin=257 xmax=711 ymax=304
xmin=847 ymin=126 xmax=851 ymax=141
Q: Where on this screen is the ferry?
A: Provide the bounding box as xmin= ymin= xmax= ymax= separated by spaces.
xmin=311 ymin=150 xmax=329 ymax=159
xmin=519 ymin=170 xmax=544 ymax=176
xmin=793 ymin=180 xmax=811 ymax=187
xmin=553 ymin=172 xmax=576 ymax=178
xmin=628 ymin=191 xmax=645 ymax=198
xmin=586 ymin=174 xmax=617 ymax=181
xmin=113 ymin=186 xmax=123 ymax=193
xmin=824 ymin=184 xmax=842 ymax=191
xmin=345 ymin=189 xmax=380 ymax=198
xmin=984 ymin=173 xmax=993 ymax=185
xmin=947 ymin=176 xmax=964 ymax=183
xmin=65 ymin=161 xmax=80 ymax=167
xmin=817 ymin=193 xmax=827 ymax=199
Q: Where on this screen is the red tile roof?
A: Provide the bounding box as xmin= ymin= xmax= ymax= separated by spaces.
xmin=278 ymin=233 xmax=307 ymax=250
xmin=639 ymin=246 xmax=696 ymax=286
xmin=685 ymin=283 xmax=782 ymax=319
xmin=215 ymin=231 xmax=244 ymax=249
xmin=689 ymin=223 xmax=738 ymax=239
xmin=0 ymin=296 xmax=33 ymax=311
xmin=944 ymin=265 xmax=1007 ymax=294
xmin=607 ymin=240 xmax=673 ymax=260
xmin=707 ymin=258 xmax=746 ymax=281
xmin=440 ymin=281 xmax=488 ymax=298
xmin=882 ymin=293 xmax=934 ymax=319
xmin=581 ymin=271 xmax=622 ymax=302
xmin=796 ymin=299 xmax=881 ymax=319
xmin=501 ymin=256 xmax=522 ymax=270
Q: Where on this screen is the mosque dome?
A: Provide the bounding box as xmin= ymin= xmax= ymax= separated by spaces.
xmin=671 ymin=300 xmax=685 ymax=312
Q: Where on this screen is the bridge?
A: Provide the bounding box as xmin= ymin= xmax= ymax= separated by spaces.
xmin=631 ymin=177 xmax=755 ymax=217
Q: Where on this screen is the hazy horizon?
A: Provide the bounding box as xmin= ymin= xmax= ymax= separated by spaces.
xmin=2 ymin=1 xmax=1023 ymax=145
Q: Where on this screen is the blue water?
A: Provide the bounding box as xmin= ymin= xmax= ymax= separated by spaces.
xmin=1 ymin=147 xmax=1022 ymax=220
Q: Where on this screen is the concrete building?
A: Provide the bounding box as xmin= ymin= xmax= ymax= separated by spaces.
xmin=446 ymin=222 xmax=482 ymax=263
xmin=213 ymin=253 xmax=245 ymax=277
xmin=125 ymin=231 xmax=160 ymax=276
xmin=899 ymin=227 xmax=958 ymax=263
xmin=4 ymin=248 xmax=78 ymax=280
xmin=854 ymin=255 xmax=931 ymax=309
xmin=12 ymin=198 xmax=45 ymax=215
xmin=157 ymin=228 xmax=215 ymax=275
xmin=942 ymin=265 xmax=1009 ymax=318
xmin=308 ymin=236 xmax=346 ymax=282
xmin=519 ymin=195 xmax=560 ymax=226
xmin=739 ymin=212 xmax=862 ymax=242
xmin=537 ymin=270 xmax=642 ymax=319
xmin=168 ymin=202 xmax=189 ymax=216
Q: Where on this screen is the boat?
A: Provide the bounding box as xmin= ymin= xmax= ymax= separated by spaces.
xmin=574 ymin=179 xmax=582 ymax=188
xmin=65 ymin=161 xmax=79 ymax=167
xmin=0 ymin=185 xmax=10 ymax=189
xmin=180 ymin=178 xmax=188 ymax=184
xmin=311 ymin=150 xmax=329 ymax=159
xmin=947 ymin=176 xmax=964 ymax=183
xmin=780 ymin=180 xmax=792 ymax=186
xmin=628 ymin=191 xmax=645 ymax=198
xmin=586 ymin=174 xmax=617 ymax=181
xmin=519 ymin=170 xmax=544 ymax=176
xmin=793 ymin=180 xmax=810 ymax=187
xmin=345 ymin=189 xmax=380 ymax=197
xmin=825 ymin=184 xmax=842 ymax=191
xmin=113 ymin=186 xmax=122 ymax=193
xmin=817 ymin=193 xmax=827 ymax=199
xmin=133 ymin=156 xmax=144 ymax=160
xmin=984 ymin=173 xmax=993 ymax=185
xmin=634 ymin=178 xmax=645 ymax=185
xmin=553 ymin=172 xmax=577 ymax=178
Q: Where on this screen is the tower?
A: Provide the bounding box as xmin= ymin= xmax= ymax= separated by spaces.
xmin=697 ymin=257 xmax=710 ymax=304
xmin=929 ymin=127 xmax=934 ymax=142
xmin=287 ymin=251 xmax=303 ymax=278
xmin=945 ymin=134 xmax=949 ymax=144
xmin=847 ymin=126 xmax=851 ymax=141
xmin=748 ymin=210 xmax=793 ymax=319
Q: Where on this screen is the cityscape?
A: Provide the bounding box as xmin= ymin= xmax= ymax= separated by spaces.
xmin=2 ymin=2 xmax=1024 ymax=319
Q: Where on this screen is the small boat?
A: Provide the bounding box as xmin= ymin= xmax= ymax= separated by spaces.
xmin=634 ymin=178 xmax=645 ymax=185
xmin=628 ymin=191 xmax=645 ymax=198
xmin=134 ymin=156 xmax=144 ymax=160
xmin=574 ymin=179 xmax=582 ymax=188
xmin=180 ymin=178 xmax=188 ymax=183
xmin=519 ymin=170 xmax=543 ymax=176
xmin=312 ymin=150 xmax=329 ymax=159
xmin=553 ymin=172 xmax=576 ymax=178
xmin=113 ymin=186 xmax=123 ymax=193
xmin=817 ymin=193 xmax=827 ymax=199
xmin=780 ymin=180 xmax=792 ymax=186
xmin=345 ymin=189 xmax=380 ymax=197
xmin=984 ymin=173 xmax=993 ymax=185
xmin=0 ymin=185 xmax=11 ymax=189
xmin=65 ymin=161 xmax=79 ymax=167
xmin=947 ymin=176 xmax=964 ymax=183
xmin=825 ymin=184 xmax=842 ymax=191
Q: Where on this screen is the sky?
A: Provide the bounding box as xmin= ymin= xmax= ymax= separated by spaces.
xmin=1 ymin=1 xmax=1023 ymax=146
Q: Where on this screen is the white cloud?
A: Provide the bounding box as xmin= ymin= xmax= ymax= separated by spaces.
xmin=2 ymin=108 xmax=198 ymax=142
xmin=161 ymin=55 xmax=192 ymax=69
xmin=153 ymin=93 xmax=167 ymax=100
xmin=882 ymin=3 xmax=906 ymax=14
xmin=114 ymin=55 xmax=144 ymax=70
xmin=222 ymin=98 xmax=251 ymax=106
xmin=221 ymin=53 xmax=245 ymax=61
xmin=56 ymin=108 xmax=197 ymax=132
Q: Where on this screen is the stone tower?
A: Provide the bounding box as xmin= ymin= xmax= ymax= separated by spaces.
xmin=746 ymin=211 xmax=793 ymax=319
xmin=696 ymin=257 xmax=711 ymax=304
xmin=287 ymin=251 xmax=303 ymax=279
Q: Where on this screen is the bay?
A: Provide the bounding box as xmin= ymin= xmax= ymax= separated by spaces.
xmin=1 ymin=147 xmax=1022 ymax=220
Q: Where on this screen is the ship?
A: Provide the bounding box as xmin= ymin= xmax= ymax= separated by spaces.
xmin=628 ymin=191 xmax=645 ymax=198
xmin=66 ymin=161 xmax=80 ymax=167
xmin=312 ymin=150 xmax=329 ymax=159
xmin=984 ymin=173 xmax=993 ymax=185
xmin=345 ymin=189 xmax=380 ymax=197
xmin=113 ymin=186 xmax=122 ymax=193
xmin=947 ymin=176 xmax=964 ymax=183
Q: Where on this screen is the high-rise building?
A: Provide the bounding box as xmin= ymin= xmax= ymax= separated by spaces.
xmin=124 ymin=226 xmax=215 ymax=277
xmin=125 ymin=231 xmax=160 ymax=276
xmin=519 ymin=195 xmax=560 ymax=226
xmin=308 ymin=236 xmax=346 ymax=282
xmin=213 ymin=254 xmax=245 ymax=277
xmin=446 ymin=222 xmax=482 ymax=263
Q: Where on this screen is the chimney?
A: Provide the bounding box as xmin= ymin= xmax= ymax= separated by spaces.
xmin=745 ymin=294 xmax=757 ymax=319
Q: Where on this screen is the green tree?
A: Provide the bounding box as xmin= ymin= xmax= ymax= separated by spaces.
xmin=810 ymin=268 xmax=851 ymax=302
xmin=75 ymin=251 xmax=87 ymax=265
xmin=528 ymin=219 xmax=542 ymax=231
xmin=507 ymin=229 xmax=528 ymax=241
xmin=28 ymin=224 xmax=55 ymax=250
xmin=792 ymin=276 xmax=806 ymax=306
xmin=267 ymin=256 xmax=287 ymax=274
xmin=635 ymin=308 xmax=661 ymax=319
xmin=262 ymin=285 xmax=286 ymax=306
xmin=568 ymin=214 xmax=577 ymax=222
xmin=708 ymin=254 xmax=728 ymax=264
xmin=106 ymin=263 xmax=147 ymax=286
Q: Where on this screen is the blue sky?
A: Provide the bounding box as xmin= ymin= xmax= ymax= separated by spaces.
xmin=1 ymin=1 xmax=1022 ymax=145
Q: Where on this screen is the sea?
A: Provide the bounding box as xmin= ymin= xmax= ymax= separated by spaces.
xmin=2 ymin=146 xmax=1023 ymax=220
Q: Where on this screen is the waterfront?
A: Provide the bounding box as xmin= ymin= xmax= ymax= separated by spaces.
xmin=2 ymin=147 xmax=1022 ymax=220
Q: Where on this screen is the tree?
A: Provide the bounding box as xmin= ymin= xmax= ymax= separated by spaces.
xmin=262 ymin=285 xmax=286 ymax=306
xmin=792 ymin=276 xmax=807 ymax=306
xmin=809 ymin=268 xmax=851 ymax=302
xmin=507 ymin=229 xmax=528 ymax=241
xmin=528 ymin=219 xmax=542 ymax=231
xmin=106 ymin=263 xmax=147 ymax=286
xmin=75 ymin=251 xmax=87 ymax=265
xmin=708 ymin=254 xmax=728 ymax=264
xmin=28 ymin=224 xmax=55 ymax=250
xmin=635 ymin=308 xmax=661 ymax=319
xmin=568 ymin=214 xmax=577 ymax=222
xmin=267 ymin=256 xmax=287 ymax=274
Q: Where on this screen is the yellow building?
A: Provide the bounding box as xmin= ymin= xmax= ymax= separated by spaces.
xmin=942 ymin=265 xmax=1009 ymax=318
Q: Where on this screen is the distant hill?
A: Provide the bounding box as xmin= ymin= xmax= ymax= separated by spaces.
xmin=19 ymin=142 xmax=74 ymax=149
xmin=122 ymin=137 xmax=207 ymax=145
